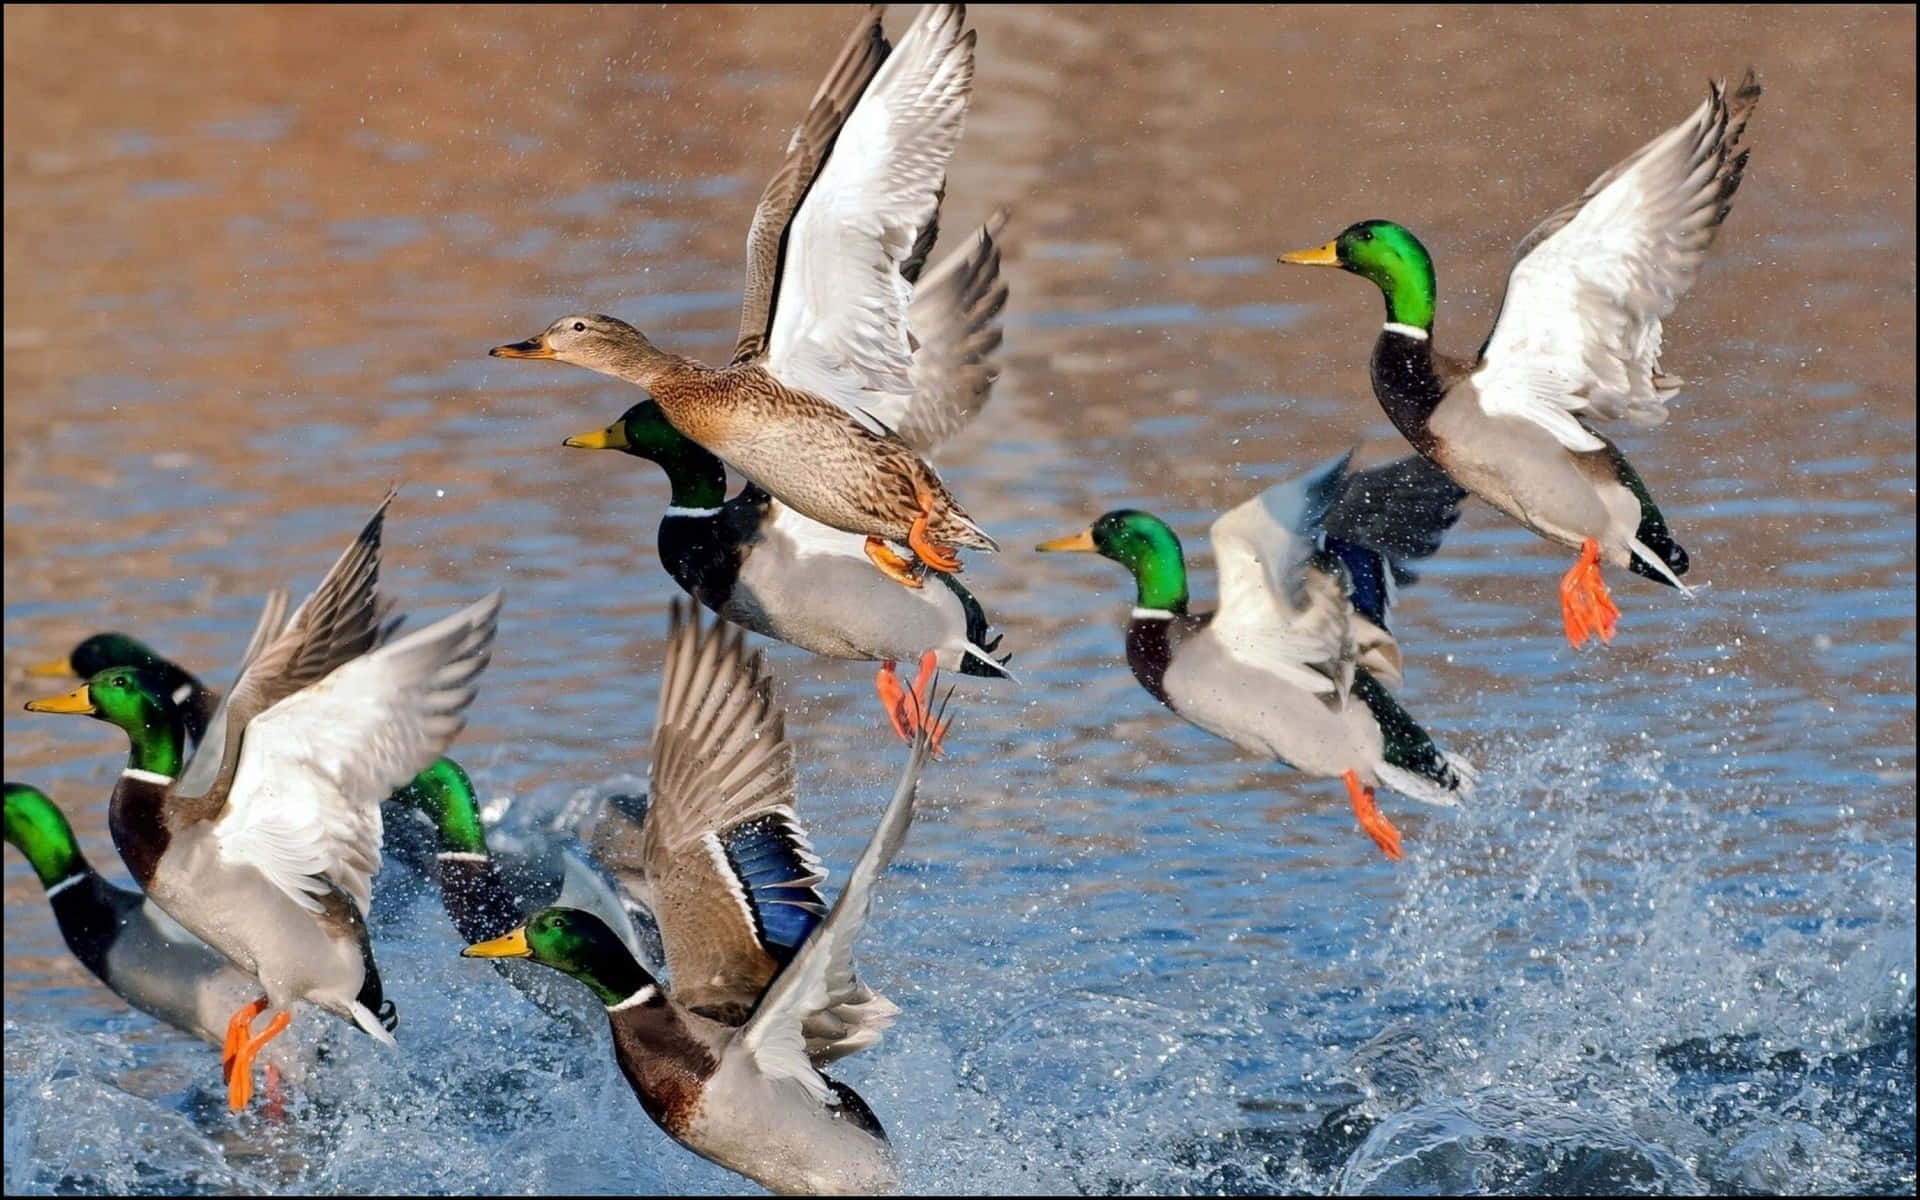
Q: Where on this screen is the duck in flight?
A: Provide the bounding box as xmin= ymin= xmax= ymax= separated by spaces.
xmin=1282 ymin=71 xmax=1761 ymax=648
xmin=495 ymin=4 xmax=997 ymax=591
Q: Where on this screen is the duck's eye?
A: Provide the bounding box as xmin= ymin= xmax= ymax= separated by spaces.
xmin=572 ymin=321 xmax=586 ymax=333
xmin=1357 ymin=228 xmax=1374 ymax=242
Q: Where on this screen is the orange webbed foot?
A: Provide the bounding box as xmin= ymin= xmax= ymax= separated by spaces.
xmin=1344 ymin=770 xmax=1404 ymax=861
xmin=875 ymin=654 xmax=948 ymax=754
xmin=907 ymin=491 xmax=963 ymax=575
xmin=875 ymin=661 xmax=916 ymax=743
xmin=864 ymin=537 xmax=925 ymax=589
xmin=1558 ymin=538 xmax=1620 ymax=649
xmin=226 ymin=1010 xmax=291 ymax=1113
xmin=221 ymin=996 xmax=269 ymax=1083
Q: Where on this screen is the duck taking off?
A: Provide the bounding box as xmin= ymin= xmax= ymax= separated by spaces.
xmin=3 ymin=782 xmax=287 ymax=1057
xmin=1040 ymin=453 xmax=1475 ymax=859
xmin=1281 ymin=71 xmax=1761 ymax=648
xmin=25 ymin=492 xmax=503 ymax=1112
xmin=466 ymin=599 xmax=945 ymax=1193
xmin=495 ymin=4 xmax=996 ymax=590
xmin=561 ymin=209 xmax=1015 ymax=751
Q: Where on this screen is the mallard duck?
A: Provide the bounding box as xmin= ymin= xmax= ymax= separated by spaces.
xmin=28 ymin=632 xmax=217 ymax=749
xmin=4 ymin=781 xmax=266 ymax=1049
xmin=562 ymin=211 xmax=1014 ymax=747
xmin=494 ymin=4 xmax=997 ymax=590
xmin=1281 ymin=71 xmax=1761 ymax=648
xmin=21 ymin=626 xmax=645 ymax=999
xmin=1038 ymin=453 xmax=1476 ymax=859
xmin=19 ymin=629 xmax=618 ymax=977
xmin=388 ymin=758 xmax=657 ymax=999
xmin=25 ymin=493 xmax=503 ymax=1111
xmin=465 ymin=599 xmax=942 ymax=1193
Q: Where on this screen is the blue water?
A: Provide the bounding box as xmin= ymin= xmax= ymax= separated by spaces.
xmin=4 ymin=6 xmax=1915 ymax=1195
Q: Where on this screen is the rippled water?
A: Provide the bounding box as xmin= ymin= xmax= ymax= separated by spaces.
xmin=4 ymin=5 xmax=1914 ymax=1195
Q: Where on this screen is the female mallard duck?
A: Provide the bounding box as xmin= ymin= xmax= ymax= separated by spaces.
xmin=1281 ymin=71 xmax=1761 ymax=648
xmin=28 ymin=632 xmax=217 ymax=748
xmin=494 ymin=4 xmax=997 ymax=590
xmin=1039 ymin=454 xmax=1476 ymax=859
xmin=466 ymin=599 xmax=943 ymax=1193
xmin=25 ymin=494 xmax=503 ymax=1111
xmin=562 ymin=212 xmax=1014 ymax=747
xmin=4 ymin=781 xmax=269 ymax=1050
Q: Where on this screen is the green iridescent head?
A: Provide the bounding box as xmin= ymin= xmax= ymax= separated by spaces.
xmin=562 ymin=401 xmax=727 ymax=509
xmin=390 ymin=758 xmax=487 ymax=857
xmin=1038 ymin=510 xmax=1190 ymax=612
xmin=4 ymin=783 xmax=87 ymax=889
xmin=23 ymin=666 xmax=187 ymax=778
xmin=1281 ymin=219 xmax=1437 ymax=331
xmin=462 ymin=906 xmax=655 ymax=1006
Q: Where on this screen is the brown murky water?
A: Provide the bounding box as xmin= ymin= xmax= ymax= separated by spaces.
xmin=4 ymin=5 xmax=1914 ymax=1194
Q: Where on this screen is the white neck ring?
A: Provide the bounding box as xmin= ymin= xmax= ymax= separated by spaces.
xmin=608 ymin=985 xmax=658 ymax=1012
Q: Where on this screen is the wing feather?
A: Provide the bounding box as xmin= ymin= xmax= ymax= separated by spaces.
xmin=639 ymin=602 xmax=805 ymax=1009
xmin=894 ymin=207 xmax=1010 ymax=453
xmin=733 ymin=6 xmax=891 ymax=364
xmin=736 ymin=697 xmax=943 ymax=1102
xmin=643 ymin=601 xmax=798 ymax=865
xmin=765 ymin=4 xmax=975 ymax=425
xmin=211 ymin=590 xmax=502 ymax=916
xmin=177 ymin=491 xmax=396 ymax=804
xmin=1206 ymin=454 xmax=1358 ymax=699
xmin=1471 ymin=71 xmax=1761 ymax=451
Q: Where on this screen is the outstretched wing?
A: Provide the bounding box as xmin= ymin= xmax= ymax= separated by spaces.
xmin=176 ymin=490 xmax=396 ymax=805
xmin=892 ymin=208 xmax=1011 ymax=454
xmin=1471 ymin=71 xmax=1761 ymax=452
xmin=733 ymin=6 xmax=891 ymax=364
xmin=1321 ymin=454 xmax=1468 ymax=685
xmin=211 ymin=591 xmax=501 ymax=916
xmin=1205 ymin=454 xmax=1358 ymax=699
xmin=764 ymin=4 xmax=975 ymax=431
xmin=735 ymin=696 xmax=944 ymax=1102
xmin=641 ymin=601 xmax=825 ymax=1021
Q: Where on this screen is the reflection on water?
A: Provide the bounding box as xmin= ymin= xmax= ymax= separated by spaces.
xmin=4 ymin=4 xmax=1914 ymax=1195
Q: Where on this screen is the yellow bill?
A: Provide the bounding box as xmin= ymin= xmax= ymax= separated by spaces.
xmin=1036 ymin=529 xmax=1097 ymax=554
xmin=563 ymin=424 xmax=628 ymax=451
xmin=1279 ymin=241 xmax=1341 ymax=267
xmin=24 ymin=657 xmax=74 ymax=678
xmin=462 ymin=927 xmax=531 ymax=959
xmin=24 ymin=683 xmax=95 ymax=715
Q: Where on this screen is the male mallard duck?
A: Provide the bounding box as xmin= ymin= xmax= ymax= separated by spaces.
xmin=25 ymin=494 xmax=503 ymax=1111
xmin=1281 ymin=71 xmax=1761 ymax=648
xmin=4 ymin=781 xmax=267 ymax=1049
xmin=28 ymin=633 xmax=217 ymax=749
xmin=465 ymin=599 xmax=943 ymax=1193
xmin=562 ymin=211 xmax=1014 ymax=747
xmin=494 ymin=4 xmax=997 ymax=590
xmin=1039 ymin=453 xmax=1476 ymax=859
xmin=389 ymin=758 xmax=656 ymax=1004
xmin=21 ymin=628 xmax=642 ymax=1007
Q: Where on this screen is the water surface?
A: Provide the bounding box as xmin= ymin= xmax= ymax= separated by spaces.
xmin=4 ymin=5 xmax=1914 ymax=1194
